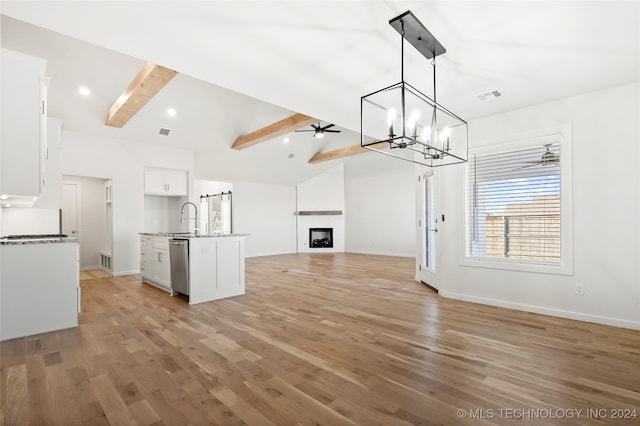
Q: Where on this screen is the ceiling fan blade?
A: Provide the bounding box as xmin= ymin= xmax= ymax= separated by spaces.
xmin=324 ymin=130 xmax=341 ymax=133
xmin=321 ymin=124 xmax=335 ymax=130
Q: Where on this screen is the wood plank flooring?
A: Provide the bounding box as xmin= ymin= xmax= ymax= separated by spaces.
xmin=1 ymin=253 xmax=639 ymax=425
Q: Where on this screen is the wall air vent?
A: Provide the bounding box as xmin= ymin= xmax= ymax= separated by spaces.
xmin=159 ymin=128 xmax=171 ymax=136
xmin=476 ymin=90 xmax=502 ymax=101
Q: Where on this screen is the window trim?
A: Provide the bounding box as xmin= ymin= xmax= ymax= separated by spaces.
xmin=459 ymin=124 xmax=573 ymax=276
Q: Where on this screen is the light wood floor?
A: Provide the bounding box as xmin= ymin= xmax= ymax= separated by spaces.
xmin=2 ymin=253 xmax=639 ymax=425
xmin=80 ymin=269 xmax=112 ymax=281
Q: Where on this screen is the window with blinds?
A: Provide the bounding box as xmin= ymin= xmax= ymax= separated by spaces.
xmin=466 ymin=137 xmax=562 ymax=265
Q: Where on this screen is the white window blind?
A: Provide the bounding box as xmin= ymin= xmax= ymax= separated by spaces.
xmin=466 ymin=138 xmax=561 ymax=265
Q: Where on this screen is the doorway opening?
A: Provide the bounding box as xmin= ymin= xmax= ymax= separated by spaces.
xmin=62 ymin=176 xmax=113 ymax=275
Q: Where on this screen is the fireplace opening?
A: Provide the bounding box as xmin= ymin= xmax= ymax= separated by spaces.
xmin=309 ymin=228 xmax=333 ymax=248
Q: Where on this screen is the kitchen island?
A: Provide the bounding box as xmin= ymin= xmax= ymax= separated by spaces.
xmin=139 ymin=233 xmax=247 ymax=304
xmin=0 ymin=237 xmax=80 ymax=341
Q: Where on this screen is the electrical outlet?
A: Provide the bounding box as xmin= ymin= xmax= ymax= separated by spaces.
xmin=576 ymin=283 xmax=585 ymax=296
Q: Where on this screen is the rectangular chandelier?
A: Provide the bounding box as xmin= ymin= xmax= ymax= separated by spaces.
xmin=361 ymin=11 xmax=468 ymax=167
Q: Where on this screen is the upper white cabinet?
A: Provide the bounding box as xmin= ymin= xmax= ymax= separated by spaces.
xmin=0 ymin=49 xmax=47 ymax=206
xmin=144 ymin=167 xmax=188 ymax=196
xmin=33 ymin=118 xmax=62 ymax=209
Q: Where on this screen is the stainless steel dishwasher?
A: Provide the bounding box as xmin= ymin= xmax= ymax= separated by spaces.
xmin=169 ymin=238 xmax=189 ymax=295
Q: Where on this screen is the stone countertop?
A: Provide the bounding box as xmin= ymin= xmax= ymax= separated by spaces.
xmin=0 ymin=238 xmax=79 ymax=245
xmin=139 ymin=232 xmax=249 ymax=238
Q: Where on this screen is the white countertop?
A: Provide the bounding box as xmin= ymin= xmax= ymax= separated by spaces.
xmin=0 ymin=237 xmax=79 ymax=245
xmin=139 ymin=232 xmax=248 ymax=238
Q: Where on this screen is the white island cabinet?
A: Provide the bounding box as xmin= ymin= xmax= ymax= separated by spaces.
xmin=0 ymin=240 xmax=80 ymax=341
xmin=188 ymin=236 xmax=245 ymax=304
xmin=139 ymin=233 xmax=246 ymax=304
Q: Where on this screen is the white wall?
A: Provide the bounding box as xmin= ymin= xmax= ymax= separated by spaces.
xmin=233 ymin=181 xmax=296 ymax=257
xmin=60 ymin=130 xmax=195 ymax=275
xmin=344 ymin=152 xmax=416 ymax=257
xmin=63 ymin=175 xmax=107 ymax=269
xmin=296 ymin=164 xmax=345 ymax=253
xmin=194 ymin=179 xmax=233 ymax=199
xmin=143 ymin=195 xmax=189 ymax=234
xmin=433 ymin=82 xmax=640 ymax=330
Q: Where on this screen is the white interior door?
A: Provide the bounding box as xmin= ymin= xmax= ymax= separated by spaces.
xmin=62 ymin=183 xmax=79 ymax=239
xmin=417 ymin=172 xmax=441 ymax=290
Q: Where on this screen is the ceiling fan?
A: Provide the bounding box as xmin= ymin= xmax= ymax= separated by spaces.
xmin=295 ymin=122 xmax=341 ymax=138
xmin=514 ymin=144 xmax=559 ymax=170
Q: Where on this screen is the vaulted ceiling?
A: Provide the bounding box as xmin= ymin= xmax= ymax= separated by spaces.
xmin=2 ymin=1 xmax=638 ymax=185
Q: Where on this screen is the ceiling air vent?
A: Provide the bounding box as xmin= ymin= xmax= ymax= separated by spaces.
xmin=288 ymin=153 xmax=295 ymax=159
xmin=159 ymin=128 xmax=171 ymax=136
xmin=476 ymin=90 xmax=502 ymax=102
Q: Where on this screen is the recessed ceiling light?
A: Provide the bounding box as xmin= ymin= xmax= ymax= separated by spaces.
xmin=0 ymin=194 xmax=7 ymax=200
xmin=283 ymin=137 xmax=290 ymax=143
xmin=78 ymin=86 xmax=91 ymax=96
xmin=167 ymin=108 xmax=177 ymax=116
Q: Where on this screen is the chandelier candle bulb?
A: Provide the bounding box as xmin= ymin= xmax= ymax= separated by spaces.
xmin=387 ymin=108 xmax=396 ymax=137
xmin=441 ymin=127 xmax=451 ymax=152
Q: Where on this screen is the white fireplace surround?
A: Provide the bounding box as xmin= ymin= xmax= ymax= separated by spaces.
xmin=296 ymin=165 xmax=345 ymax=253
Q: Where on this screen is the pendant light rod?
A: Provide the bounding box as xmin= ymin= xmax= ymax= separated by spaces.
xmin=400 ymin=21 xmax=404 ymax=82
xmin=432 ymin=57 xmax=436 ymax=105
xmin=400 ymin=20 xmax=406 ymax=142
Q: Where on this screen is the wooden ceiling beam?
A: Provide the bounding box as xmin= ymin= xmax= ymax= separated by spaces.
xmin=232 ymin=113 xmax=316 ymax=150
xmin=308 ymin=142 xmax=387 ymax=164
xmin=105 ymin=63 xmax=178 ymax=128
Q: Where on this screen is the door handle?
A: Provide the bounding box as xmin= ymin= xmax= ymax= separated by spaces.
xmin=430 ymin=228 xmax=438 ymax=233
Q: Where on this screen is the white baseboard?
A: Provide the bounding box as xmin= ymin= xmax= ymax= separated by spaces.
xmin=346 ymin=249 xmax=415 ymax=258
xmin=247 ymin=250 xmax=415 ymax=258
xmin=81 ymin=265 xmax=112 ymax=274
xmin=439 ymin=290 xmax=640 ymax=331
xmin=112 ymin=270 xmax=139 ymax=277
xmin=246 ymin=250 xmax=297 ymax=258
xmin=81 ymin=265 xmax=101 ymax=271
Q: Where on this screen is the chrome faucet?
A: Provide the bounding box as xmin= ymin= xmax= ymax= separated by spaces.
xmin=179 ymin=202 xmax=199 ymax=235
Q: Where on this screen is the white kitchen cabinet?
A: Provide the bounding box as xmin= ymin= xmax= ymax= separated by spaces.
xmin=1 ymin=241 xmax=79 ymax=341
xmin=33 ymin=118 xmax=62 ymax=209
xmin=139 ymin=233 xmax=246 ymax=304
xmin=144 ymin=168 xmax=188 ymax=196
xmin=0 ymin=48 xmax=47 ymax=206
xmin=140 ymin=235 xmax=171 ymax=291
xmin=151 ymin=247 xmax=171 ymax=288
xmin=189 ymin=236 xmax=245 ymax=305
xmin=140 ymin=235 xmax=152 ymax=281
